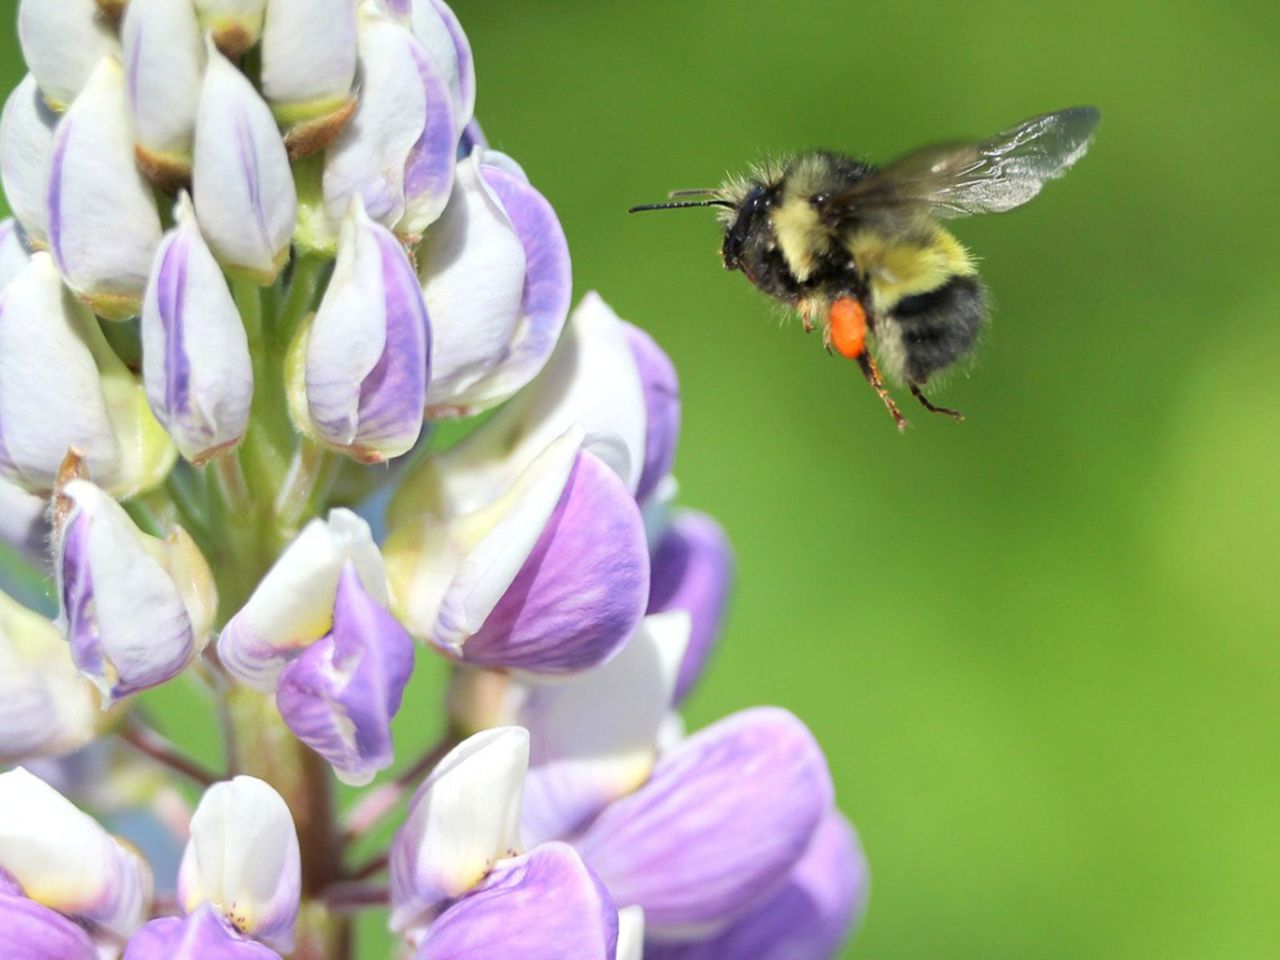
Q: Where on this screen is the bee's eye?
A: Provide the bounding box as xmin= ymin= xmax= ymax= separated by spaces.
xmin=810 ymin=192 xmax=830 ymax=207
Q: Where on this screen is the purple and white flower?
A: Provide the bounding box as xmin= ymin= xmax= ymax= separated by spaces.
xmin=175 ymin=777 xmax=302 ymax=953
xmin=0 ymin=252 xmax=175 ymax=496
xmin=218 ymin=509 xmax=386 ymax=690
xmin=55 ymin=478 xmax=217 ymax=703
xmin=291 ymin=198 xmax=430 ymax=463
xmin=192 ymin=41 xmax=296 ymax=282
xmin=261 ymin=0 xmax=358 ymax=124
xmin=141 ymin=194 xmax=253 ymax=465
xmin=420 ymin=150 xmax=571 ymax=418
xmin=121 ymin=0 xmax=206 ymax=186
xmin=385 ymin=423 xmax=650 ymax=677
xmin=47 ymin=56 xmax=164 ymax=320
xmin=0 ymin=766 xmax=152 ymax=953
xmin=276 ymin=563 xmax=416 ymax=785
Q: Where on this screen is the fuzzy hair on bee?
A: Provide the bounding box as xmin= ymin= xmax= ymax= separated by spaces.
xmin=630 ymin=107 xmax=1100 ymax=430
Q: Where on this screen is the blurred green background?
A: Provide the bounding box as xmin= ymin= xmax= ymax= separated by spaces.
xmin=4 ymin=1 xmax=1279 ymax=958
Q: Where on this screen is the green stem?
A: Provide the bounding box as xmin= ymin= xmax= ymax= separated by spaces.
xmin=275 ymin=441 xmax=341 ymax=539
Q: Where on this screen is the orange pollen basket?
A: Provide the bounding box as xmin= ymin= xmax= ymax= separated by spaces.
xmin=829 ymin=297 xmax=867 ymax=359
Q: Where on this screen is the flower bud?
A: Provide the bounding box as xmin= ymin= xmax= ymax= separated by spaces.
xmin=518 ymin=611 xmax=690 ymax=846
xmin=218 ymin=509 xmax=385 ymax=691
xmin=574 ymin=708 xmax=834 ymax=939
xmin=0 ymin=76 xmax=58 ymax=248
xmin=0 ymin=591 xmax=99 ymax=764
xmin=648 ymin=511 xmax=734 ymax=704
xmin=415 ymin=844 xmax=618 ymax=960
xmin=276 ymin=564 xmax=415 ymax=785
xmin=645 ymin=811 xmax=870 ymax=960
xmin=141 ymin=195 xmax=253 ymax=464
xmin=323 ymin=2 xmax=457 ymax=236
xmin=194 ymin=0 xmax=267 ymax=59
xmin=385 ymin=425 xmax=650 ymax=677
xmin=420 ymin=151 xmax=571 ymax=418
xmin=56 ymin=478 xmax=216 ymax=703
xmin=177 ymin=777 xmax=301 ymax=953
xmin=288 ymin=199 xmax=430 ymax=463
xmin=47 ymin=57 xmax=164 ymax=320
xmin=126 ymin=904 xmax=283 ymax=960
xmin=0 ymin=891 xmax=98 ymax=960
xmin=261 ymin=0 xmax=358 ymax=123
xmin=0 ymin=253 xmax=176 ymax=496
xmin=389 ymin=727 xmax=528 ymax=933
xmin=193 ymin=41 xmax=297 ymax=283
xmin=0 ymin=766 xmax=152 ymax=944
xmin=17 ymin=0 xmax=121 ymax=112
xmin=121 ymin=0 xmax=205 ymax=187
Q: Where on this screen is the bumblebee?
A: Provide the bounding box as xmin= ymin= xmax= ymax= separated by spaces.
xmin=630 ymin=107 xmax=1100 ymax=429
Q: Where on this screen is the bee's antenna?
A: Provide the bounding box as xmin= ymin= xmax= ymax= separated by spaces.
xmin=667 ymin=188 xmax=719 ymax=198
xmin=628 ymin=199 xmax=736 ymax=213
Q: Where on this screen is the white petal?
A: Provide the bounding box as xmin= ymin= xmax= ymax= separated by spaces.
xmin=192 ymin=42 xmax=297 ymax=280
xmin=421 ymin=154 xmax=526 ymax=405
xmin=177 ymin=776 xmax=301 ymax=953
xmin=389 ymin=727 xmax=528 ymax=933
xmin=47 ymin=57 xmax=163 ymax=318
xmin=261 ymin=0 xmax=358 ymax=108
xmin=322 ymin=4 xmax=428 ymax=228
xmin=18 ymin=0 xmax=120 ymax=111
xmin=217 ymin=508 xmax=385 ymax=690
xmin=0 ymin=767 xmax=152 ymax=940
xmin=0 ymin=253 xmax=120 ymax=492
xmin=194 ymin=0 xmax=267 ymax=53
xmin=122 ymin=0 xmax=205 ymax=165
xmin=0 ymin=474 xmax=46 ymax=566
xmin=0 ymin=75 xmax=58 ymax=247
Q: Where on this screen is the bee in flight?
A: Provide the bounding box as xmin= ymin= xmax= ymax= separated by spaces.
xmin=630 ymin=107 xmax=1100 ymax=429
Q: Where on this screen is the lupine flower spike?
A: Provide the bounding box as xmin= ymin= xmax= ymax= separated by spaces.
xmin=0 ymin=3 xmax=867 ymax=958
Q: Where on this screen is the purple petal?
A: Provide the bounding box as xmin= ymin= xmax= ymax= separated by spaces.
xmin=459 ymin=117 xmax=487 ymax=156
xmin=644 ymin=810 xmax=869 ymax=960
xmin=449 ymin=451 xmax=649 ymax=675
xmin=276 ymin=564 xmax=415 ymax=785
xmin=306 ymin=207 xmax=430 ymax=462
xmin=416 ymin=844 xmax=617 ymax=960
xmin=0 ymin=891 xmax=97 ymax=960
xmin=352 ymin=230 xmax=432 ymax=454
xmin=400 ymin=41 xmax=459 ymax=233
xmin=426 ymin=0 xmax=475 ymax=120
xmin=58 ymin=512 xmax=105 ymax=683
xmin=621 ymin=323 xmax=680 ymax=502
xmin=124 ymin=905 xmax=282 ymax=960
xmin=574 ymin=708 xmax=834 ymax=938
xmin=647 ymin=512 xmax=735 ymax=704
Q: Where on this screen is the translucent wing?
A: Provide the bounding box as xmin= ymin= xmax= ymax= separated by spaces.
xmin=827 ymin=107 xmax=1100 ymax=223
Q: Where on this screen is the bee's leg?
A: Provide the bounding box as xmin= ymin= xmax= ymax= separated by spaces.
xmin=856 ymin=352 xmax=909 ymax=432
xmin=908 ymin=382 xmax=965 ymax=422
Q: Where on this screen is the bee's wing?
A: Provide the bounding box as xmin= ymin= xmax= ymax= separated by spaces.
xmin=829 ymin=107 xmax=1100 ymax=222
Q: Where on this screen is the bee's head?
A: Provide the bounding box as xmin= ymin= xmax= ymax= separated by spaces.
xmin=720 ymin=183 xmax=775 ymax=274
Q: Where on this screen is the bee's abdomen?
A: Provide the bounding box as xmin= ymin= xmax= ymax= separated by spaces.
xmin=889 ymin=275 xmax=987 ymax=383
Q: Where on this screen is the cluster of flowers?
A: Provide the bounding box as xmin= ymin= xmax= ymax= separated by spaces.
xmin=0 ymin=0 xmax=868 ymax=957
